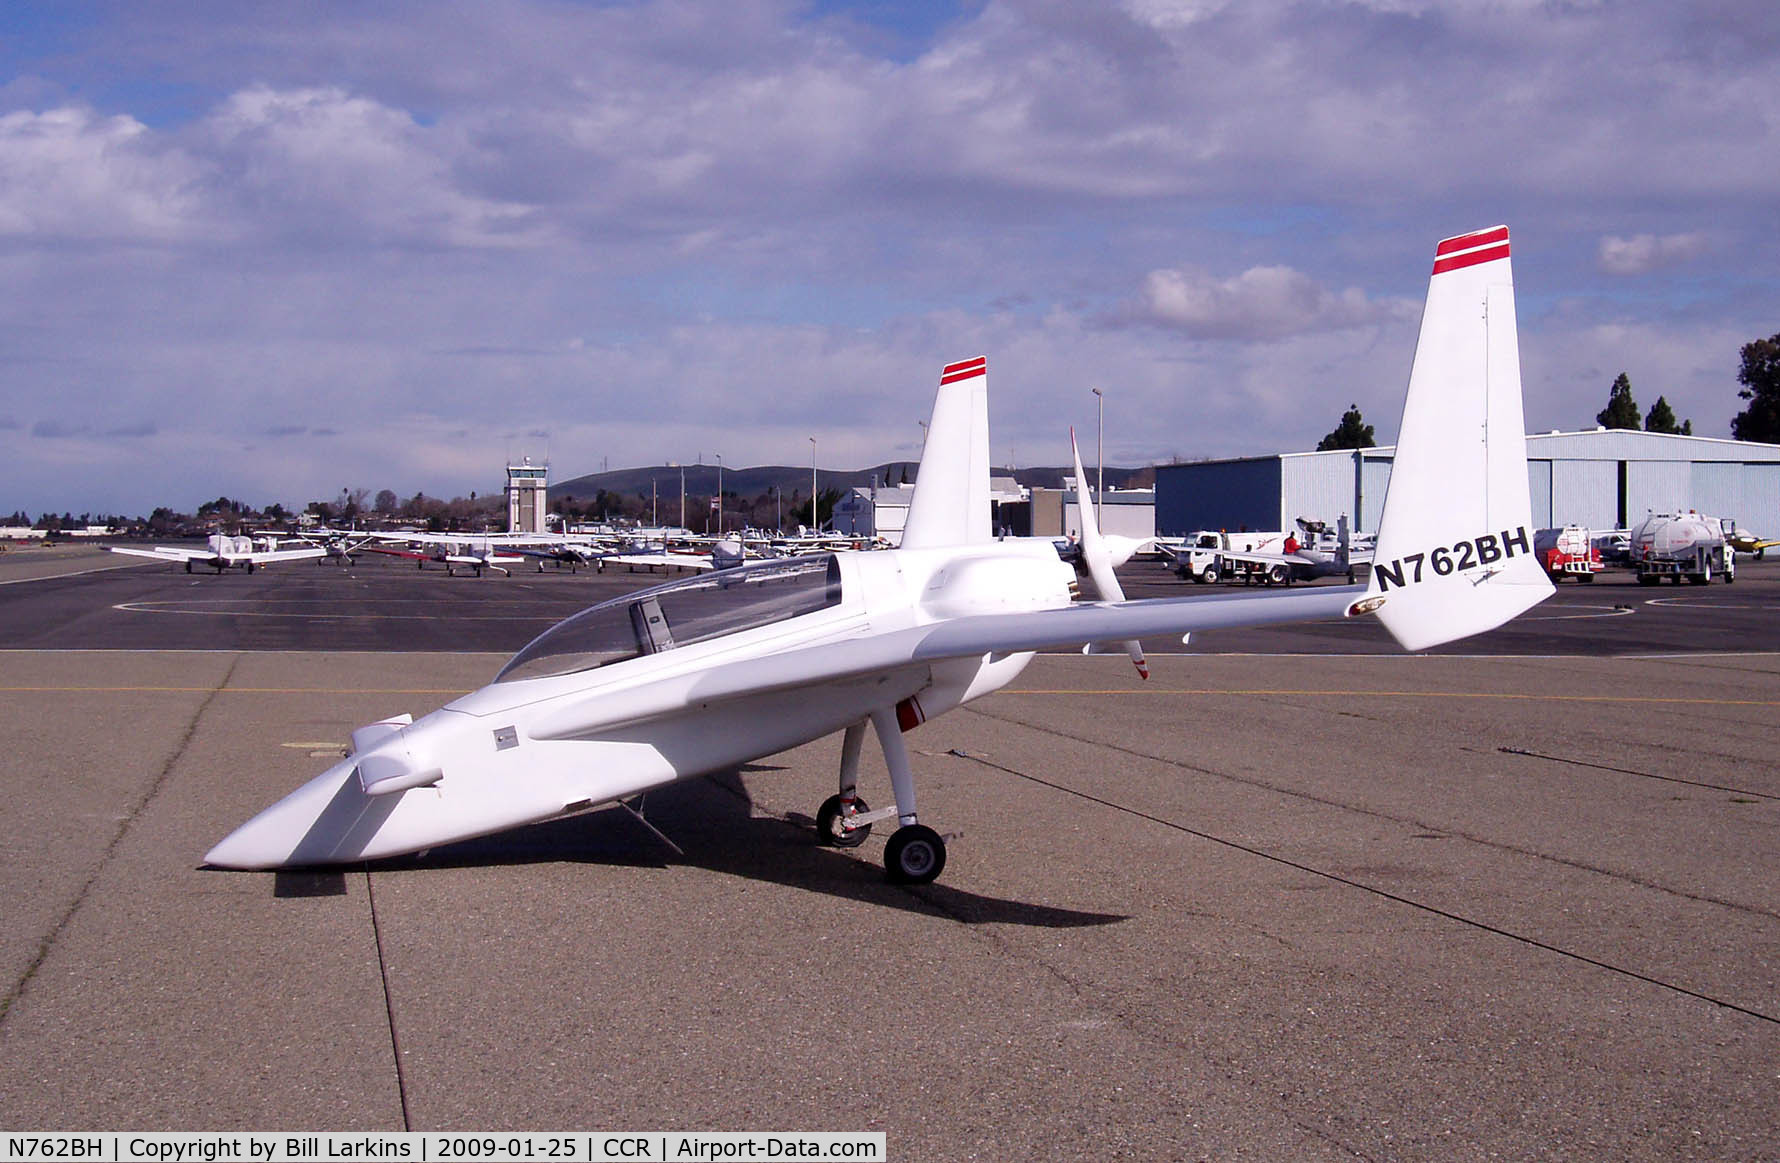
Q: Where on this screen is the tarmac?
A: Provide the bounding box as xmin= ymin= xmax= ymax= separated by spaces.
xmin=1 ymin=544 xmax=1777 ymax=1159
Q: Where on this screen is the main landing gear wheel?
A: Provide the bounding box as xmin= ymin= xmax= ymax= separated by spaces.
xmin=816 ymin=794 xmax=872 ymax=848
xmin=884 ymin=824 xmax=946 ymax=884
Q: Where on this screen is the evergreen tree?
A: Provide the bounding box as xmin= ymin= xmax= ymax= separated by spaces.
xmin=1731 ymin=332 xmax=1780 ymax=444
xmin=1315 ymin=404 xmax=1375 ymax=451
xmin=1643 ymin=395 xmax=1692 ymax=436
xmin=1596 ymin=373 xmax=1641 ymax=429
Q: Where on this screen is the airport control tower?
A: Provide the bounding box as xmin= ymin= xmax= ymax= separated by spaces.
xmin=506 ymin=457 xmax=548 ymax=534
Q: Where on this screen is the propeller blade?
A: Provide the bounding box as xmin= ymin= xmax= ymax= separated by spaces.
xmin=1071 ymin=428 xmax=1148 ymax=679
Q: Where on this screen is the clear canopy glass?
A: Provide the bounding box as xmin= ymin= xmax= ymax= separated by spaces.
xmin=496 ymin=555 xmax=843 ymax=683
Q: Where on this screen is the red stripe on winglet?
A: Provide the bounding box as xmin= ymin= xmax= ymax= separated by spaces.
xmin=939 ymin=356 xmax=987 ymax=384
xmin=1432 ymin=242 xmax=1511 ymax=275
xmin=1435 ymin=226 xmax=1509 ymax=256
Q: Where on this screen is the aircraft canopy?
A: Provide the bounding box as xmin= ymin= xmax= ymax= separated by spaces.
xmin=496 ymin=554 xmax=843 ymax=683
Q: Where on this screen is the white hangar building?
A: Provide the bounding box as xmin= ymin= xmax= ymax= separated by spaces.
xmin=1154 ymin=430 xmax=1780 ymax=537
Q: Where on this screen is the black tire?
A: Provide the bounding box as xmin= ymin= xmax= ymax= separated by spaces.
xmin=885 ymin=824 xmax=946 ymax=884
xmin=1267 ymin=564 xmax=1288 ymax=585
xmin=816 ymin=794 xmax=871 ymax=848
xmin=1201 ymin=566 xmax=1220 ymax=585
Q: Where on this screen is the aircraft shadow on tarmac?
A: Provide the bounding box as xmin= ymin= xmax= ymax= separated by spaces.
xmin=261 ymin=766 xmax=1124 ymax=929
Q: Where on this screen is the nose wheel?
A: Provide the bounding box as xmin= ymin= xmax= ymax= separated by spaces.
xmin=816 ymin=794 xmax=872 ymax=848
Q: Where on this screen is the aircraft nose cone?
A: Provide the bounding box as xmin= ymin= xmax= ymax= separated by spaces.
xmin=203 ymin=758 xmax=390 ymax=870
xmin=204 ymin=818 xmax=290 ymax=870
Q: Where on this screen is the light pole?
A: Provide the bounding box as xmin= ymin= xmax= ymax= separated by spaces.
xmin=670 ymin=462 xmax=684 ymax=531
xmin=917 ymin=419 xmax=928 ymax=456
xmin=715 ymin=453 xmax=723 ymax=536
xmin=1091 ymin=386 xmax=1105 ymax=529
xmin=809 ymin=436 xmax=818 ymax=533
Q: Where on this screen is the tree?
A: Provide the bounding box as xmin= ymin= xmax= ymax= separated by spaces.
xmin=1315 ymin=404 xmax=1375 ymax=451
xmin=1732 ymin=332 xmax=1780 ymax=444
xmin=1596 ymin=373 xmax=1641 ymax=429
xmin=1643 ymin=396 xmax=1691 ymax=436
xmin=373 ymin=489 xmax=399 ymax=514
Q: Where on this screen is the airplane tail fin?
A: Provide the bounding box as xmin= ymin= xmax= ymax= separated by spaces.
xmin=900 ymin=357 xmax=992 ymax=549
xmin=1366 ymin=226 xmax=1554 ymax=650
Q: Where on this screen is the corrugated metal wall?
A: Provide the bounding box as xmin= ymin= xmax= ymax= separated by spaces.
xmin=1154 ymin=459 xmax=1282 ymax=535
xmin=1281 ymin=454 xmax=1359 ymax=533
xmin=1689 ymin=462 xmax=1780 ymax=526
xmin=1550 ymin=460 xmax=1617 ymax=528
xmin=1155 ymin=434 xmax=1780 ymax=537
xmin=1360 ymin=456 xmax=1392 ymax=531
xmin=1626 ymin=460 xmax=1692 ymax=523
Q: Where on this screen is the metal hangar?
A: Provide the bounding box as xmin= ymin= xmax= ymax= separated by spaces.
xmin=1155 ymin=429 xmax=1780 ymax=536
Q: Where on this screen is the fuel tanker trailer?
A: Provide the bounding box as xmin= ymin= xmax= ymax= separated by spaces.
xmin=1630 ymin=511 xmax=1734 ymax=585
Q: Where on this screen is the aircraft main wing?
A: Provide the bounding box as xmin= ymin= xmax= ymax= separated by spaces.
xmin=906 ymin=586 xmax=1362 ymax=662
xmin=603 ymin=552 xmax=716 ymax=571
xmin=529 ymin=586 xmax=1364 ymax=740
xmin=1197 ymin=547 xmax=1307 ymax=567
xmin=245 ymin=547 xmax=328 ymax=564
xmin=105 ymin=546 xmax=207 ymax=562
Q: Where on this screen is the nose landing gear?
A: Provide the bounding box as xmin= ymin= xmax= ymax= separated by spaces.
xmin=814 ymin=707 xmax=948 ymax=884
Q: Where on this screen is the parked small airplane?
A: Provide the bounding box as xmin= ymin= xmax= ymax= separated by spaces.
xmin=1183 ymin=516 xmax=1371 ymax=586
xmin=296 ymin=530 xmax=376 ymax=566
xmin=365 ymin=533 xmax=527 ymax=576
xmin=1725 ymin=528 xmax=1780 ymax=561
xmin=107 ymin=533 xmax=326 ymax=574
xmin=208 ymin=226 xmax=1551 ymax=883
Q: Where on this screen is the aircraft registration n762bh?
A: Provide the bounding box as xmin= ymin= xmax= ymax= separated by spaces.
xmin=208 ymin=226 xmax=1552 ymax=883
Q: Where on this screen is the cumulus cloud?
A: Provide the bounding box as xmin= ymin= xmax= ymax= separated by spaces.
xmin=1597 ymin=233 xmax=1710 ymax=276
xmin=199 ymin=86 xmax=548 ymax=248
xmin=1122 ymin=264 xmax=1409 ymax=340
xmin=0 ymin=0 xmax=1771 ymax=514
xmin=0 ymin=107 xmax=205 ymax=240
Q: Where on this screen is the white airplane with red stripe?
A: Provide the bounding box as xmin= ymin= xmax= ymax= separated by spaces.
xmin=206 ymin=228 xmax=1551 ymax=884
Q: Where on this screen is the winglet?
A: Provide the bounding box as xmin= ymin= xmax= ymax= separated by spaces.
xmin=901 ymin=357 xmax=992 ymax=549
xmin=1367 ymin=226 xmax=1553 ymax=650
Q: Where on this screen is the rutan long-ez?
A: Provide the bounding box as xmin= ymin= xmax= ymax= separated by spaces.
xmin=208 ymin=228 xmax=1552 ymax=884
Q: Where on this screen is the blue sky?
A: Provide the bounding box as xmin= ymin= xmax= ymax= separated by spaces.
xmin=1 ymin=0 xmax=1775 ymax=516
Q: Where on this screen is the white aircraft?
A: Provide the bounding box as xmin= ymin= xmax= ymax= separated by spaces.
xmin=295 ymin=530 xmax=377 ymax=566
xmin=365 ymin=533 xmax=528 ymax=576
xmin=108 ymin=533 xmax=326 ymax=574
xmin=207 ymin=226 xmax=1551 ymax=883
xmin=1183 ymin=517 xmax=1371 ymax=586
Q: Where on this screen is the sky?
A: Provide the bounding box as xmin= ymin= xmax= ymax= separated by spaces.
xmin=1 ymin=0 xmax=1776 ymax=517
